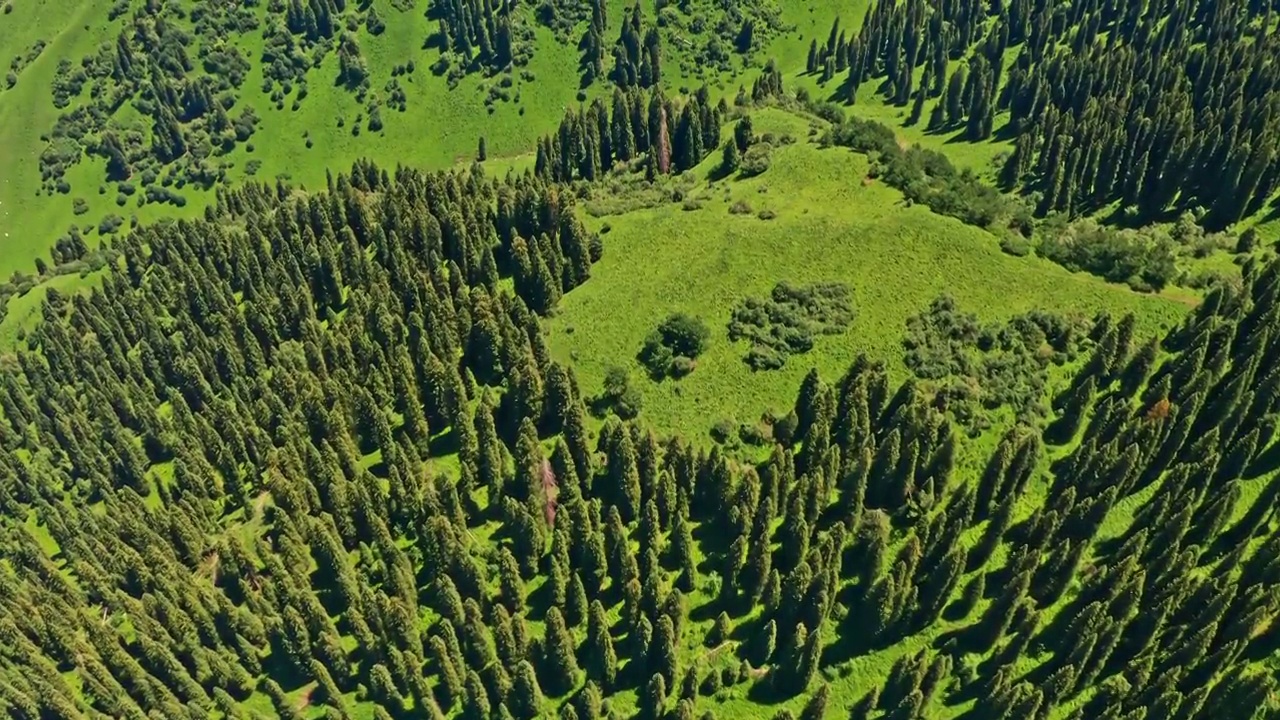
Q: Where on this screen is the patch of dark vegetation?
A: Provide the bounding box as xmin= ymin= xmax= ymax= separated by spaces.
xmin=1036 ymin=216 xmax=1178 ymax=293
xmin=638 ymin=312 xmax=710 ymax=380
xmin=535 ymin=84 xmax=722 ymax=183
xmin=903 ymin=295 xmax=1088 ymax=434
xmin=591 ymin=365 xmax=644 ymax=419
xmin=573 ymin=0 xmax=788 ymax=91
xmin=821 ymin=113 xmax=1033 ymax=237
xmin=728 ymin=281 xmax=854 ymax=371
xmin=430 ymin=0 xmax=534 ymax=79
xmin=38 ymin=0 xmax=262 ymax=202
xmin=4 ymin=39 xmax=45 ymax=90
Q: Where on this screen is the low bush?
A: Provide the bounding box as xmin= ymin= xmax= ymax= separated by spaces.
xmin=1036 ymin=217 xmax=1177 ymax=292
xmin=739 ymin=144 xmax=772 ymax=177
xmin=1000 ymin=234 xmax=1033 ymax=257
xmin=592 ymin=366 xmax=643 ymax=419
xmin=903 ymin=295 xmax=1088 ymax=432
xmin=710 ymin=418 xmax=735 ymax=445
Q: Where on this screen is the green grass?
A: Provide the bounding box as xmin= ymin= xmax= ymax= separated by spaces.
xmin=218 ymin=3 xmax=596 ymax=190
xmin=0 ymin=270 xmax=100 ymax=347
xmin=545 ymin=107 xmax=1189 ymax=441
xmin=0 ymin=0 xmax=119 ymax=281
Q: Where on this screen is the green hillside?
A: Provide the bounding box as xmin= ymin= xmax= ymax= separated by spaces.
xmin=3 ymin=1 xmax=1280 ymax=720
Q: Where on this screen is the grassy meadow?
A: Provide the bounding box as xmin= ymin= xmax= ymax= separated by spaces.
xmin=545 ymin=108 xmax=1189 ymax=442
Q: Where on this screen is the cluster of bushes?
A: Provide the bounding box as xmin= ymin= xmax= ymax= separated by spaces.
xmin=903 ymin=296 xmax=1085 ymax=432
xmin=821 ymin=112 xmax=1031 ymax=235
xmin=728 ymin=281 xmax=854 ymax=370
xmin=720 ymin=115 xmax=793 ymax=179
xmin=654 ymin=0 xmax=788 ymax=78
xmin=5 ymin=39 xmax=45 ymax=89
xmin=638 ymin=312 xmax=711 ymax=379
xmin=1036 ymin=216 xmax=1178 ymax=292
xmin=710 ymin=406 xmax=800 ymax=449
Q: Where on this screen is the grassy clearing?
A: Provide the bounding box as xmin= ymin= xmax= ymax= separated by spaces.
xmin=545 ymin=108 xmax=1188 ymax=441
xmin=219 ymin=3 xmax=594 ymax=191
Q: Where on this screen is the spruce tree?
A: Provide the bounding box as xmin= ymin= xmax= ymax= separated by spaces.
xmin=541 ymin=607 xmax=580 ymax=696
xmin=510 ymin=660 xmax=544 ymax=720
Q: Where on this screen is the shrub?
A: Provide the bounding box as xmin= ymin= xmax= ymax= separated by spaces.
xmin=772 ymin=411 xmax=799 ymax=446
xmin=658 ymin=313 xmax=710 ymax=358
xmin=592 ymin=366 xmax=643 ymax=419
xmin=366 ymin=7 xmax=386 ymax=35
xmin=729 ymin=282 xmax=854 ymax=370
xmin=1000 ymin=234 xmax=1032 ymax=257
xmin=744 ymin=344 xmax=786 ymax=370
xmin=757 ymin=209 xmax=777 ymax=221
xmin=72 ymin=198 xmax=89 ymax=215
xmin=739 ymin=144 xmax=772 ymax=177
xmin=710 ymin=419 xmax=735 ymax=444
xmin=903 ymin=295 xmax=1087 ymax=432
xmin=738 ymin=422 xmax=771 ymax=446
xmin=670 ymin=355 xmax=696 ymax=378
xmin=729 ymin=200 xmax=753 ymax=215
xmin=1037 ymin=218 xmax=1176 ymax=291
xmin=98 ymin=215 xmax=124 ymax=235
xmin=638 ymin=333 xmax=676 ymax=379
xmin=638 ymin=313 xmax=711 ymax=379
xmin=639 ymin=313 xmax=711 ymax=379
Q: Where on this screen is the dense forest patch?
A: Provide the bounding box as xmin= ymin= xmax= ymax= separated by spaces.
xmin=0 ymin=152 xmax=1273 ymax=720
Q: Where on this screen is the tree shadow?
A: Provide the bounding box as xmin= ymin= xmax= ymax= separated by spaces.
xmin=991 ymin=119 xmax=1020 ymax=142
xmin=428 ymin=427 xmax=460 ymax=458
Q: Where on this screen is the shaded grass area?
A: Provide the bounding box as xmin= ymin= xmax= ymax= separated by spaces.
xmin=545 ymin=108 xmax=1188 ymax=442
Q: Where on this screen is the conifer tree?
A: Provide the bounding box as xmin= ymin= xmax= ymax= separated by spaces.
xmin=541 ymin=607 xmax=580 ymax=696
xmin=510 ymin=660 xmax=544 ymax=720
xmin=586 ymin=600 xmax=618 ymax=689
xmin=637 ymin=673 xmax=665 ymax=720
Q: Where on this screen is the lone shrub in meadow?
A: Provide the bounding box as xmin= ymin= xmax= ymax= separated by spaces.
xmin=639 ymin=313 xmax=711 ymax=379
